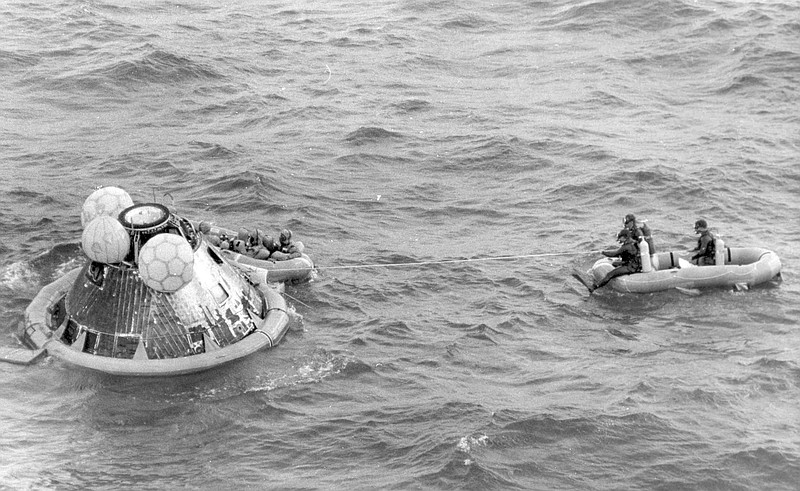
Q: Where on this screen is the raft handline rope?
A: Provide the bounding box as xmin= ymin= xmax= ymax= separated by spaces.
xmin=308 ymin=250 xmax=604 ymax=272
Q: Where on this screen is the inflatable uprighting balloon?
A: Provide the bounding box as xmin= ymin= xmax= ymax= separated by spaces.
xmin=81 ymin=216 xmax=131 ymax=264
xmin=137 ymin=233 xmax=195 ymax=293
xmin=81 ymin=186 xmax=134 ymax=227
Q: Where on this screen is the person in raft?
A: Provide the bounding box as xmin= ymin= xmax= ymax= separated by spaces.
xmin=689 ymin=219 xmax=716 ymax=265
xmin=623 ymin=213 xmax=655 ymax=253
xmin=198 ymin=223 xmax=280 ymax=259
xmin=590 ymin=228 xmax=642 ymax=292
xmin=252 ymin=230 xmax=280 ymax=259
xmin=234 ymin=228 xmax=277 ymax=260
xmin=268 ymin=229 xmax=305 ymax=261
xmin=198 ymin=222 xmax=231 ymax=248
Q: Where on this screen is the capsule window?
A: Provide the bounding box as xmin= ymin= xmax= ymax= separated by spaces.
xmin=86 ymin=262 xmax=105 ymax=287
xmin=61 ymin=319 xmax=80 ymax=345
xmin=207 ymin=246 xmax=224 ymax=264
xmin=49 ymin=295 xmax=67 ymax=331
xmin=113 ymin=335 xmax=140 ymax=359
xmin=210 ymin=283 xmax=229 ymax=304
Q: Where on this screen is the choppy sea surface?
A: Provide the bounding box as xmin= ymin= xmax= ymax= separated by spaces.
xmin=1 ymin=0 xmax=799 ymax=489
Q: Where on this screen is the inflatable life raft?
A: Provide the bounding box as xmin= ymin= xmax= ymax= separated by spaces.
xmin=220 ymin=251 xmax=314 ymax=284
xmin=16 ymin=187 xmax=292 ymax=376
xmin=195 ymin=223 xmax=315 ymax=284
xmin=590 ymin=242 xmax=782 ymax=294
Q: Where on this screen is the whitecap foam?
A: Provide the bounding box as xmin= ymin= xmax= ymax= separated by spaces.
xmin=457 ymin=434 xmax=489 ymax=453
xmin=0 ymin=261 xmax=40 ymax=291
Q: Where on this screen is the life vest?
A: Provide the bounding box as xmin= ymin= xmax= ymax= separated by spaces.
xmin=627 ymin=221 xmax=655 ymax=253
xmin=697 ymin=230 xmax=716 ymax=258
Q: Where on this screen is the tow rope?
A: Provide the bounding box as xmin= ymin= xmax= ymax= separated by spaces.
xmin=315 ymin=251 xmax=603 ymax=271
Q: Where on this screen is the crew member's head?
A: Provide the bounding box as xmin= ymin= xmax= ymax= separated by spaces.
xmin=694 ymin=219 xmax=708 ymax=233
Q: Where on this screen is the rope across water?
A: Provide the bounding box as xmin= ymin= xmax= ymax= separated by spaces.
xmin=258 ymin=250 xmax=603 ymax=308
xmin=315 ymin=250 xmax=603 ymax=271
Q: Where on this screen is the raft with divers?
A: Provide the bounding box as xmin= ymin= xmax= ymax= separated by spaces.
xmin=2 ymin=186 xmax=314 ymax=375
xmin=194 ymin=223 xmax=315 ymax=284
xmin=574 ymin=225 xmax=782 ymax=294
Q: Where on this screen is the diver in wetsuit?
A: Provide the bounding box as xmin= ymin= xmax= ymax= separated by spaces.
xmin=269 ymin=229 xmax=305 ymax=261
xmin=690 ymin=219 xmax=716 ymax=265
xmin=591 ymin=228 xmax=642 ymax=292
xmin=624 ymin=213 xmax=655 ymax=253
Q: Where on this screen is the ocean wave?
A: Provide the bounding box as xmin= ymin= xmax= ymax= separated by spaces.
xmin=42 ymin=45 xmax=225 ymax=96
xmin=546 ymin=0 xmax=711 ymax=32
xmin=730 ymin=357 xmax=800 ymax=392
xmin=360 ymin=319 xmax=418 ymax=344
xmin=0 ymin=49 xmax=39 ymax=70
xmin=0 ymin=261 xmax=40 ymax=295
xmin=715 ymin=73 xmax=769 ymax=95
xmin=344 ymin=126 xmax=405 ymax=145
xmin=422 ymin=454 xmax=518 ymax=490
xmin=182 ymin=170 xmax=286 ymax=208
xmin=98 ymin=47 xmax=223 ymax=85
xmin=440 ymin=13 xmax=498 ymax=31
xmin=391 ymin=98 xmax=432 ymax=113
xmin=187 ymin=140 xmax=239 ymax=159
xmin=720 ymin=447 xmax=800 ymax=490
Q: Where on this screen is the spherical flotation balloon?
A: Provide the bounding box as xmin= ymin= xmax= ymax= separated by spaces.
xmin=137 ymin=233 xmax=195 ymax=293
xmin=81 ymin=186 xmax=134 ymax=227
xmin=81 ymin=216 xmax=131 ymax=264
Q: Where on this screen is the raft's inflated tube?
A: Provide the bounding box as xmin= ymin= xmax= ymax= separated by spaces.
xmin=652 ymin=251 xmax=677 ymax=271
xmin=639 ymin=238 xmax=652 ymax=273
xmin=590 ymin=247 xmax=781 ymax=293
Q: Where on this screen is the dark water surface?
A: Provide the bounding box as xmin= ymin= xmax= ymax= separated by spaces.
xmin=1 ymin=0 xmax=799 ymax=489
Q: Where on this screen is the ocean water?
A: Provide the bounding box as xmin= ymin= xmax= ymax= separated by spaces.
xmin=1 ymin=0 xmax=799 ymax=489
